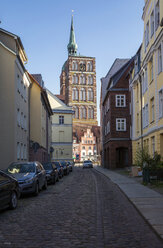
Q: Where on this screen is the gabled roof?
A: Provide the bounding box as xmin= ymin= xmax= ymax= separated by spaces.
xmin=55 ymin=94 xmax=65 ymax=103
xmin=101 ymin=58 xmax=129 ymax=103
xmin=0 ymin=28 xmax=27 ymax=62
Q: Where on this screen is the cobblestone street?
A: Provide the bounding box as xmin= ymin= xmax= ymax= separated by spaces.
xmin=0 ymin=167 xmax=163 ymax=248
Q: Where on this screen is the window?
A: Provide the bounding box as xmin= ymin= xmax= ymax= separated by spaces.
xmin=158 ymin=45 xmax=162 ymax=74
xmin=107 ymin=97 xmax=110 ymax=111
xmin=143 ymin=104 xmax=149 ymax=128
xmin=17 ymin=142 xmax=20 ymax=160
xmin=74 ymin=106 xmax=79 ymax=119
xmin=151 ymin=136 xmax=155 ymax=157
xmin=159 ymin=89 xmax=163 ymax=118
xmin=82 ymin=146 xmax=85 ymax=150
xmin=21 ymin=143 xmax=23 ymax=160
xmin=88 ymin=88 xmax=93 ymax=101
xmin=116 ymin=95 xmax=126 ymax=107
xmin=59 ymin=116 xmax=64 ymax=124
xmin=17 ymin=109 xmax=20 ymax=126
xmin=17 ymin=74 xmax=20 ymax=93
xmin=88 ymin=75 xmax=93 ymax=85
xmin=89 ymin=146 xmax=91 ymax=150
xmin=150 ymin=10 xmax=154 ymax=37
xmin=21 ymin=112 xmax=24 ymax=129
xmin=150 ymin=97 xmax=155 ymax=123
xmin=24 ymin=115 xmax=27 ymax=130
xmin=87 ymin=62 xmax=93 ymax=71
xmin=149 ymin=57 xmax=153 ymax=82
xmin=80 ymin=75 xmax=86 ymax=85
xmin=88 ymin=107 xmax=94 ymax=119
xmin=80 ymin=88 xmax=86 ymax=101
xmin=107 ymin=121 xmax=110 ymax=133
xmin=116 ymin=118 xmax=126 ymax=131
xmin=24 ymin=145 xmax=27 ymax=160
xmin=80 ymin=106 xmax=86 ymax=119
xmin=142 ymin=68 xmax=148 ymax=94
xmin=72 ymin=88 xmax=79 ymax=101
xmin=72 ymin=74 xmax=78 ymax=84
xmin=137 ymin=113 xmax=139 ymax=133
xmin=146 ymin=21 xmax=149 ymax=47
xmin=155 ymin=1 xmax=160 ymax=31
xmin=72 ymin=61 xmax=78 ymax=71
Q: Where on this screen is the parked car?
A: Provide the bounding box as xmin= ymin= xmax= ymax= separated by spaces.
xmin=6 ymin=162 xmax=47 ymax=196
xmin=66 ymin=161 xmax=73 ymax=172
xmin=53 ymin=162 xmax=64 ymax=179
xmin=42 ymin=162 xmax=59 ymax=184
xmin=83 ymin=160 xmax=93 ymax=169
xmin=0 ymin=170 xmax=20 ymax=211
xmin=59 ymin=161 xmax=69 ymax=175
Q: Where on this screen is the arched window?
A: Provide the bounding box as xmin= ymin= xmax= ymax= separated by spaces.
xmin=80 ymin=106 xmax=86 ymax=119
xmin=72 ymin=74 xmax=78 ymax=84
xmin=88 ymin=75 xmax=93 ymax=85
xmin=80 ymin=88 xmax=86 ymax=101
xmin=88 ymin=88 xmax=93 ymax=101
xmin=80 ymin=75 xmax=86 ymax=85
xmin=73 ymin=106 xmax=79 ymax=119
xmin=72 ymin=88 xmax=79 ymax=101
xmin=88 ymin=107 xmax=94 ymax=119
xmin=87 ymin=61 xmax=93 ymax=71
xmin=72 ymin=61 xmax=78 ymax=71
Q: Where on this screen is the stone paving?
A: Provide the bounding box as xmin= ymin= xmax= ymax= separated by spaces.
xmin=0 ymin=167 xmax=163 ymax=248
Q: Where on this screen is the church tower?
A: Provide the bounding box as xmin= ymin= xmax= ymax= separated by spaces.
xmin=60 ymin=15 xmax=98 ymax=131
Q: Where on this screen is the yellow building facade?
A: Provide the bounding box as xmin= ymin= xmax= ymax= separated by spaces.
xmin=46 ymin=89 xmax=74 ymax=161
xmin=0 ymin=28 xmax=30 ymax=169
xmin=131 ymin=0 xmax=163 ymax=162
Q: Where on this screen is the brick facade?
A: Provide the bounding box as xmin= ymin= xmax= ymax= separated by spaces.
xmin=102 ymin=59 xmax=134 ymax=169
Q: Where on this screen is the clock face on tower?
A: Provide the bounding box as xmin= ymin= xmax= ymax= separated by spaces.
xmin=79 ymin=63 xmax=86 ymax=71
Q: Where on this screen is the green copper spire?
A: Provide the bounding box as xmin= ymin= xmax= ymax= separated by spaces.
xmin=67 ymin=14 xmax=78 ymax=56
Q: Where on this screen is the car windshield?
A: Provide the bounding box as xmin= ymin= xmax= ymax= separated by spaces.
xmin=42 ymin=163 xmax=52 ymax=170
xmin=8 ymin=163 xmax=35 ymax=174
xmin=84 ymin=161 xmax=91 ymax=163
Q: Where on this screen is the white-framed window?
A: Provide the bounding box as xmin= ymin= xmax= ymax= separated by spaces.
xmin=88 ymin=75 xmax=93 ymax=85
xmin=159 ymin=89 xmax=163 ymax=118
xmin=17 ymin=109 xmax=20 ymax=126
xmin=151 ymin=136 xmax=155 ymax=157
xmin=158 ymin=45 xmax=162 ymax=74
xmin=142 ymin=104 xmax=149 ymax=128
xmin=72 ymin=74 xmax=78 ymax=84
xmin=150 ymin=10 xmax=154 ymax=38
xmin=88 ymin=88 xmax=93 ymax=101
xmin=116 ymin=118 xmax=126 ymax=131
xmin=150 ymin=97 xmax=155 ymax=122
xmin=142 ymin=68 xmax=148 ymax=94
xmin=59 ymin=115 xmax=64 ymax=125
xmin=72 ymin=88 xmax=79 ymax=101
xmin=80 ymin=75 xmax=86 ymax=85
xmin=21 ymin=143 xmax=23 ymax=160
xmin=17 ymin=142 xmax=20 ymax=160
xmin=149 ymin=57 xmax=153 ymax=82
xmin=116 ymin=95 xmax=126 ymax=107
xmin=80 ymin=88 xmax=86 ymax=101
xmin=155 ymin=0 xmax=160 ymax=31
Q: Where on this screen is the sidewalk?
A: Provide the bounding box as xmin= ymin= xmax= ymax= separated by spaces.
xmin=94 ymin=165 xmax=163 ymax=240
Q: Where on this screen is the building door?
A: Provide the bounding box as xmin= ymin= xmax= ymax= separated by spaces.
xmin=116 ymin=147 xmax=128 ymax=168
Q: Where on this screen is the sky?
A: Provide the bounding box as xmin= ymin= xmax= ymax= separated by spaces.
xmin=1 ymin=0 xmax=144 ymax=124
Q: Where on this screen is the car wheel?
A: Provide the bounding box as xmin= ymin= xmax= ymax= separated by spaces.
xmin=43 ymin=178 xmax=47 ymax=190
xmin=52 ymin=176 xmax=56 ymax=185
xmin=9 ymin=191 xmax=18 ymax=209
xmin=34 ymin=182 xmax=39 ymax=196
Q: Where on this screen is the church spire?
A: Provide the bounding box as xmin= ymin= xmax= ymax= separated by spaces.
xmin=67 ymin=13 xmax=78 ymax=56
